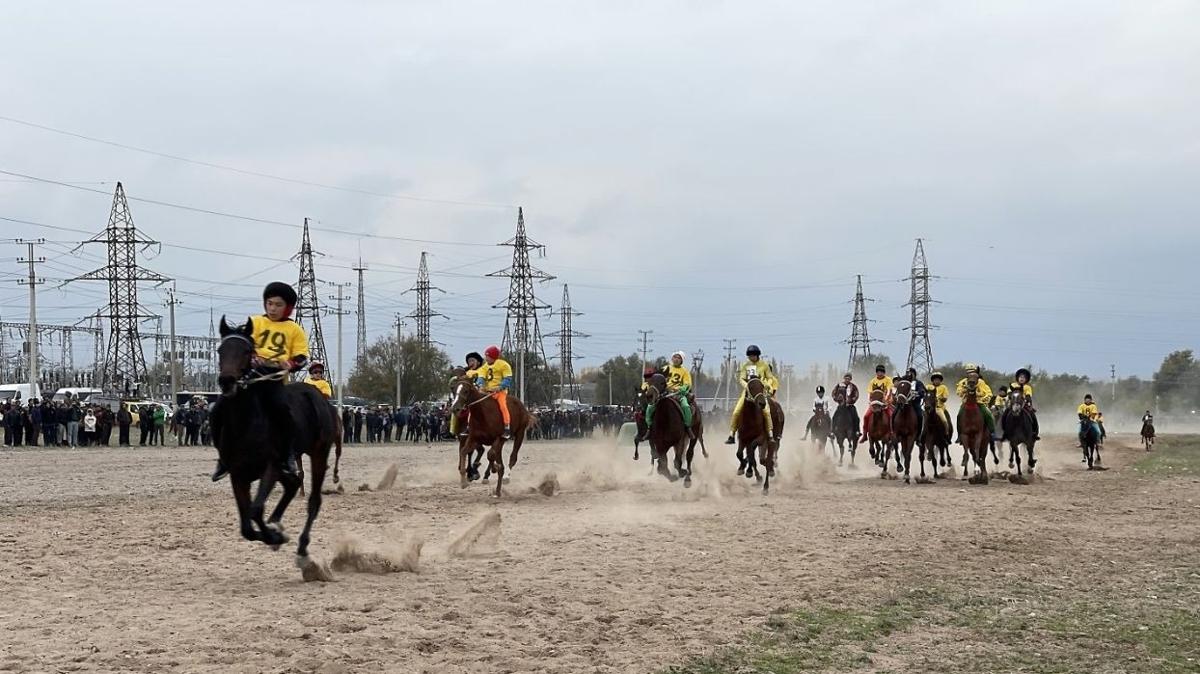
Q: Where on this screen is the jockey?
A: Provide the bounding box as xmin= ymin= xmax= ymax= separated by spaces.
xmin=1078 ymin=394 xmax=1101 ymax=444
xmin=803 ymin=385 xmax=831 ymax=440
xmin=1142 ymin=410 xmax=1154 ymax=425
xmin=1005 ymin=367 xmax=1040 ymax=440
xmin=832 ymin=373 xmax=861 ymax=436
xmin=1096 ymin=411 xmax=1107 ymax=442
xmin=927 ymin=372 xmax=952 ymax=437
xmin=955 ymin=363 xmax=995 ymax=444
xmin=859 ymin=364 xmax=894 ymax=443
xmin=304 ymin=361 xmax=332 ymax=399
xmin=646 ymin=351 xmax=694 ymax=437
xmin=724 ymin=345 xmax=779 ymax=444
xmin=901 ymin=367 xmax=926 ymax=440
xmin=450 ymin=352 xmax=484 ymax=437
xmin=476 ymin=345 xmax=514 ymax=439
xmin=212 ymin=281 xmax=309 ymax=482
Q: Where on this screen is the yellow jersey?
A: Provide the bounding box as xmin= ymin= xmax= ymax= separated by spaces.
xmin=1078 ymin=402 xmax=1098 ymax=420
xmin=305 ymin=378 xmax=332 ymax=398
xmin=930 ymin=383 xmax=950 ymax=410
xmin=478 ymin=358 xmax=514 ymax=392
xmin=1010 ymin=383 xmax=1034 ymax=397
xmin=737 ymin=359 xmax=778 ymax=392
xmin=867 ymin=376 xmax=893 ymax=400
xmin=250 ymin=315 xmax=309 ymax=365
xmin=956 ymin=377 xmax=992 ymax=403
xmin=665 ymin=365 xmax=693 ymax=393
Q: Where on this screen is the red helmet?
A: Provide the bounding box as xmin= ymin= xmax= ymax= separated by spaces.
xmin=643 ymin=366 xmax=656 ymax=378
xmin=308 ymin=361 xmax=325 ymax=372
xmin=484 ymin=345 xmax=501 ymax=360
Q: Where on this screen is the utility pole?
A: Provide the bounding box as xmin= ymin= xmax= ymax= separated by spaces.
xmin=1110 ymin=364 xmax=1116 ymax=406
xmin=691 ymin=350 xmax=705 ymax=410
xmin=722 ymin=339 xmax=737 ymax=410
xmin=638 ymin=330 xmax=654 ymax=372
xmin=327 ymin=282 xmax=351 ymax=410
xmin=15 ymin=238 xmax=45 ymax=397
xmin=165 ymin=285 xmax=181 ymax=405
xmin=394 ymin=315 xmax=406 ymax=407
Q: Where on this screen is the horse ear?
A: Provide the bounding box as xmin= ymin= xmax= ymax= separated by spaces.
xmin=218 ymin=316 xmax=231 ymax=336
xmin=241 ymin=317 xmax=254 ymax=336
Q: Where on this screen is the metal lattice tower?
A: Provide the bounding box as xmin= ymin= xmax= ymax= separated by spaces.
xmin=547 ymin=284 xmax=587 ymax=399
xmin=353 ymin=257 xmax=368 ymax=366
xmin=69 ymin=183 xmax=170 ymax=392
xmin=489 ymin=208 xmax=554 ymax=363
xmin=904 ymin=239 xmax=937 ymax=374
xmin=845 ymin=274 xmax=878 ymax=370
xmin=404 ymin=251 xmax=445 ymax=347
xmin=292 ymin=218 xmax=328 ymax=367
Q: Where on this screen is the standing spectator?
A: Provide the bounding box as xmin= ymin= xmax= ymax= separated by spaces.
xmin=26 ymin=399 xmax=39 ymax=446
xmin=341 ymin=407 xmax=353 ymax=444
xmin=172 ymin=405 xmax=186 ymax=445
xmin=138 ymin=405 xmax=152 ymax=446
xmin=82 ymin=408 xmax=98 ymax=446
xmin=353 ymin=409 xmax=364 ymax=444
xmin=66 ymin=402 xmax=82 ymax=448
xmin=56 ymin=401 xmax=71 ymax=446
xmin=98 ymin=407 xmax=114 ymax=446
xmin=41 ymin=400 xmax=57 ymax=447
xmin=185 ymin=403 xmax=202 ymax=446
xmin=153 ymin=405 xmax=166 ymax=446
xmin=2 ymin=403 xmax=15 ymax=446
xmin=117 ymin=403 xmax=132 ymax=446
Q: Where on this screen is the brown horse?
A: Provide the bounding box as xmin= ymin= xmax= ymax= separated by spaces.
xmin=958 ymin=382 xmax=990 ymax=484
xmin=892 ymin=381 xmax=919 ymax=483
xmin=636 ymin=380 xmax=708 ymax=469
xmin=642 ymin=375 xmax=699 ymax=487
xmin=920 ymin=402 xmax=951 ymax=481
xmin=1141 ymin=419 xmax=1155 ymax=451
xmin=865 ymin=391 xmax=891 ymax=470
xmin=736 ymin=378 xmax=785 ymax=494
xmin=449 ymin=380 xmax=530 ymax=498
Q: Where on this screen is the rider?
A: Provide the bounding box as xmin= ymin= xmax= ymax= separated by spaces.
xmin=724 ymin=345 xmax=779 ymax=445
xmin=992 ymin=385 xmax=1009 ymax=441
xmin=1005 ymin=368 xmax=1040 ymax=440
xmin=927 ymin=372 xmax=952 ymax=438
xmin=803 ymin=385 xmax=832 ymax=440
xmin=1096 ymin=411 xmax=1107 ymax=443
xmin=450 ymin=352 xmax=484 ymax=438
xmin=832 ymin=373 xmax=861 ymax=437
xmin=304 ymin=361 xmax=332 ymax=399
xmin=645 ymin=351 xmax=695 ymax=438
xmin=212 ymin=281 xmax=309 ymax=482
xmin=1078 ymin=394 xmax=1101 ymax=444
xmin=1142 ymin=410 xmax=1154 ymax=425
xmin=476 ymin=345 xmax=514 ymax=439
xmin=859 ymin=364 xmax=894 ymax=443
xmin=954 ymin=363 xmax=995 ymax=444
xmin=900 ymin=367 xmax=926 ymax=440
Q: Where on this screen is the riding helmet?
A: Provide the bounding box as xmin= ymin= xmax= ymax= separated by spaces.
xmin=746 ymin=345 xmax=761 ymax=357
xmin=930 ymin=371 xmax=944 ymax=381
xmin=263 ymin=281 xmax=298 ymax=308
xmin=465 ymin=351 xmax=484 ymax=365
xmin=906 ymin=367 xmax=917 ymax=377
xmin=484 ymin=345 xmax=501 ymax=360
xmin=308 ymin=360 xmax=325 ymax=372
xmin=875 ymin=364 xmax=886 ymax=373
xmin=816 ymin=385 xmax=825 ymax=395
xmin=643 ymin=365 xmax=657 ymax=378
xmin=964 ymin=362 xmax=979 ymax=374
xmin=1015 ymin=367 xmax=1032 ymax=382
xmin=672 ymin=350 xmax=688 ymax=362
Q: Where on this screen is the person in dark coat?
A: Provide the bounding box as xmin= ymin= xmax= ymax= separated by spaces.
xmin=117 ymin=403 xmax=132 ymax=446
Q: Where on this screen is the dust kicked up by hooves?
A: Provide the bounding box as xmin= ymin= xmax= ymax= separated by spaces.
xmin=329 ymin=533 xmax=423 ymax=574
xmin=446 ymin=511 xmax=502 ymax=558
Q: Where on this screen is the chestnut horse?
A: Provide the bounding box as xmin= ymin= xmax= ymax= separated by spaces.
xmin=892 ymin=381 xmax=919 ymax=483
xmin=865 ymin=391 xmax=891 ymax=470
xmin=736 ymin=377 xmax=785 ymax=494
xmin=642 ymin=374 xmax=699 ymax=487
xmin=450 ymin=380 xmax=530 ymax=498
xmin=958 ymin=382 xmax=991 ymax=484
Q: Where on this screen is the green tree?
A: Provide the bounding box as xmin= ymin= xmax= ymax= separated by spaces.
xmin=849 ymin=354 xmax=897 ymax=381
xmin=1153 ymin=350 xmax=1200 ymax=413
xmin=347 ymin=336 xmax=452 ymax=405
xmin=581 ymin=353 xmax=665 ymax=405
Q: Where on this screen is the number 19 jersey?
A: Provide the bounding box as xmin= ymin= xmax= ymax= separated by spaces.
xmin=249 ymin=314 xmax=309 ymax=365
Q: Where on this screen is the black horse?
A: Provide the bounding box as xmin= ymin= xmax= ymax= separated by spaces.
xmin=1079 ymin=414 xmax=1103 ymax=470
xmin=1001 ymin=390 xmax=1037 ymax=484
xmin=831 ymin=403 xmax=859 ymax=467
xmin=215 ymin=317 xmax=337 ymax=560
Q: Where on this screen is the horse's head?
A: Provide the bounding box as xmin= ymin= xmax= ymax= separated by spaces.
xmin=746 ymin=377 xmax=767 ymax=407
xmin=894 ymin=380 xmax=912 ymax=405
xmin=1008 ymin=388 xmax=1025 ymax=410
xmin=649 ymin=373 xmax=667 ymax=394
xmin=964 ymin=380 xmax=979 ymax=404
xmin=450 ymin=378 xmax=478 ymax=413
xmin=217 ymin=316 xmax=255 ymax=397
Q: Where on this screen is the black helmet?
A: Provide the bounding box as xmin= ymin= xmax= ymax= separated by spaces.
xmin=465 ymin=352 xmax=483 ymax=365
xmin=906 ymin=367 xmax=917 ymax=377
xmin=1015 ymin=368 xmax=1032 ymax=382
xmin=816 ymin=385 xmax=825 ymax=395
xmin=263 ymin=281 xmax=297 ymax=307
xmin=746 ymin=345 xmax=761 ymax=356
xmin=875 ymin=364 xmax=886 ymax=373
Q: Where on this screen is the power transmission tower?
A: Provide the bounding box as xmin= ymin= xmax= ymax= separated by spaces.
xmin=353 ymin=256 xmax=368 ymax=367
xmin=293 ymin=218 xmax=329 ymax=368
xmin=327 ymin=281 xmax=351 ymax=409
xmin=903 ymin=239 xmax=937 ymax=375
xmin=489 ymin=207 xmax=554 ymax=401
xmin=845 ymin=274 xmax=879 ymax=371
xmin=547 ymin=284 xmax=587 ymax=402
xmin=404 ymin=251 xmax=446 ymax=347
xmin=68 ymin=183 xmax=170 ymax=393
xmin=14 ymin=238 xmax=45 ymax=394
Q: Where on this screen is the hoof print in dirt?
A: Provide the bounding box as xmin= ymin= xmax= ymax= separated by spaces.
xmin=1008 ymin=474 xmax=1030 ymax=485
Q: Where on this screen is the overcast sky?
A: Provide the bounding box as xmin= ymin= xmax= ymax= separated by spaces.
xmin=2 ymin=1 xmax=1198 ymax=381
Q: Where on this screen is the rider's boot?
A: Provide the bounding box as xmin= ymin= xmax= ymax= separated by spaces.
xmin=725 ymin=434 xmax=735 ymax=445
xmin=211 ymin=459 xmax=229 ymax=482
xmin=502 ymin=424 xmax=512 ymax=440
xmin=280 ymin=451 xmax=300 ymax=479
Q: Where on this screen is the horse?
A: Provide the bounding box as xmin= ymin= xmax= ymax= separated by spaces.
xmin=642 ymin=374 xmax=698 ymax=487
xmin=1141 ymin=419 xmax=1155 ymax=451
xmin=635 ymin=383 xmax=708 ymax=469
xmin=735 ymin=377 xmax=785 ymax=494
xmin=864 ymin=392 xmax=891 ymax=470
xmin=807 ymin=407 xmax=832 ymax=457
xmin=633 ymin=385 xmax=655 ymax=464
xmin=1001 ymin=389 xmax=1037 ymax=484
xmin=831 ymin=402 xmax=859 ymax=467
xmin=958 ymin=382 xmax=991 ymax=484
xmin=1079 ymin=414 xmax=1103 ymax=470
xmin=214 ymin=317 xmax=336 ymax=561
xmin=450 ymin=380 xmax=530 ymax=497
xmin=892 ymin=381 xmax=919 ymax=483
xmin=919 ymin=402 xmax=952 ymax=481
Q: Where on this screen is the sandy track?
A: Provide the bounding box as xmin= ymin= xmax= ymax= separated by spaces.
xmin=0 ymin=434 xmax=1195 ymax=673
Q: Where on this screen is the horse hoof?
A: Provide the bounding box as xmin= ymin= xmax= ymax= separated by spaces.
xmin=1008 ymin=474 xmax=1029 ymax=485
xmin=755 ymin=475 xmax=763 ymax=484
xmin=904 ymin=476 xmax=911 ymax=484
xmin=736 ymin=468 xmax=745 ymax=477
xmin=683 ymin=476 xmax=693 ymax=489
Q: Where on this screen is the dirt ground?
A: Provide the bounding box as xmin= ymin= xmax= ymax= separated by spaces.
xmin=0 ymin=432 xmax=1196 ymax=673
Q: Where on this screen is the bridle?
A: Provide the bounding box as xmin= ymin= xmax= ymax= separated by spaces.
xmin=219 ymin=333 xmax=289 ymax=395
xmin=454 ymin=381 xmax=494 ymax=410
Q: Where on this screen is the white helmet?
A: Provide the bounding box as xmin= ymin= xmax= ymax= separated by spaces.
xmin=672 ymin=351 xmax=687 ymax=362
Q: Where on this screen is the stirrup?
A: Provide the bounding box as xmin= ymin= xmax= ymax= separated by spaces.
xmin=724 ymin=434 xmax=735 ymax=445
xmin=502 ymin=425 xmax=512 ymax=439
xmin=211 ymin=461 xmax=229 ymax=482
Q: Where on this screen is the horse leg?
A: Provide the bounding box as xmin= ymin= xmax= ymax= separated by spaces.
xmin=297 ymin=451 xmax=328 ymax=557
xmin=267 ymin=470 xmax=302 ymax=528
xmin=231 ymin=476 xmax=261 ymax=542
xmin=250 ymin=469 xmax=288 ymax=548
xmin=902 ymin=441 xmax=913 ymax=484
xmin=1010 ymin=441 xmax=1027 ymax=485
xmin=458 ymin=440 xmax=470 ymax=488
xmin=489 ymin=440 xmax=506 ymax=497
xmin=683 ymin=442 xmax=695 ymax=488
xmin=1028 ymin=439 xmax=1038 ymax=471
xmin=736 ymin=445 xmax=746 ymax=476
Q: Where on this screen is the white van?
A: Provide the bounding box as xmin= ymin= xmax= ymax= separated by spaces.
xmin=53 ymin=387 xmax=105 ymax=404
xmin=0 ymin=383 xmax=43 ymax=403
